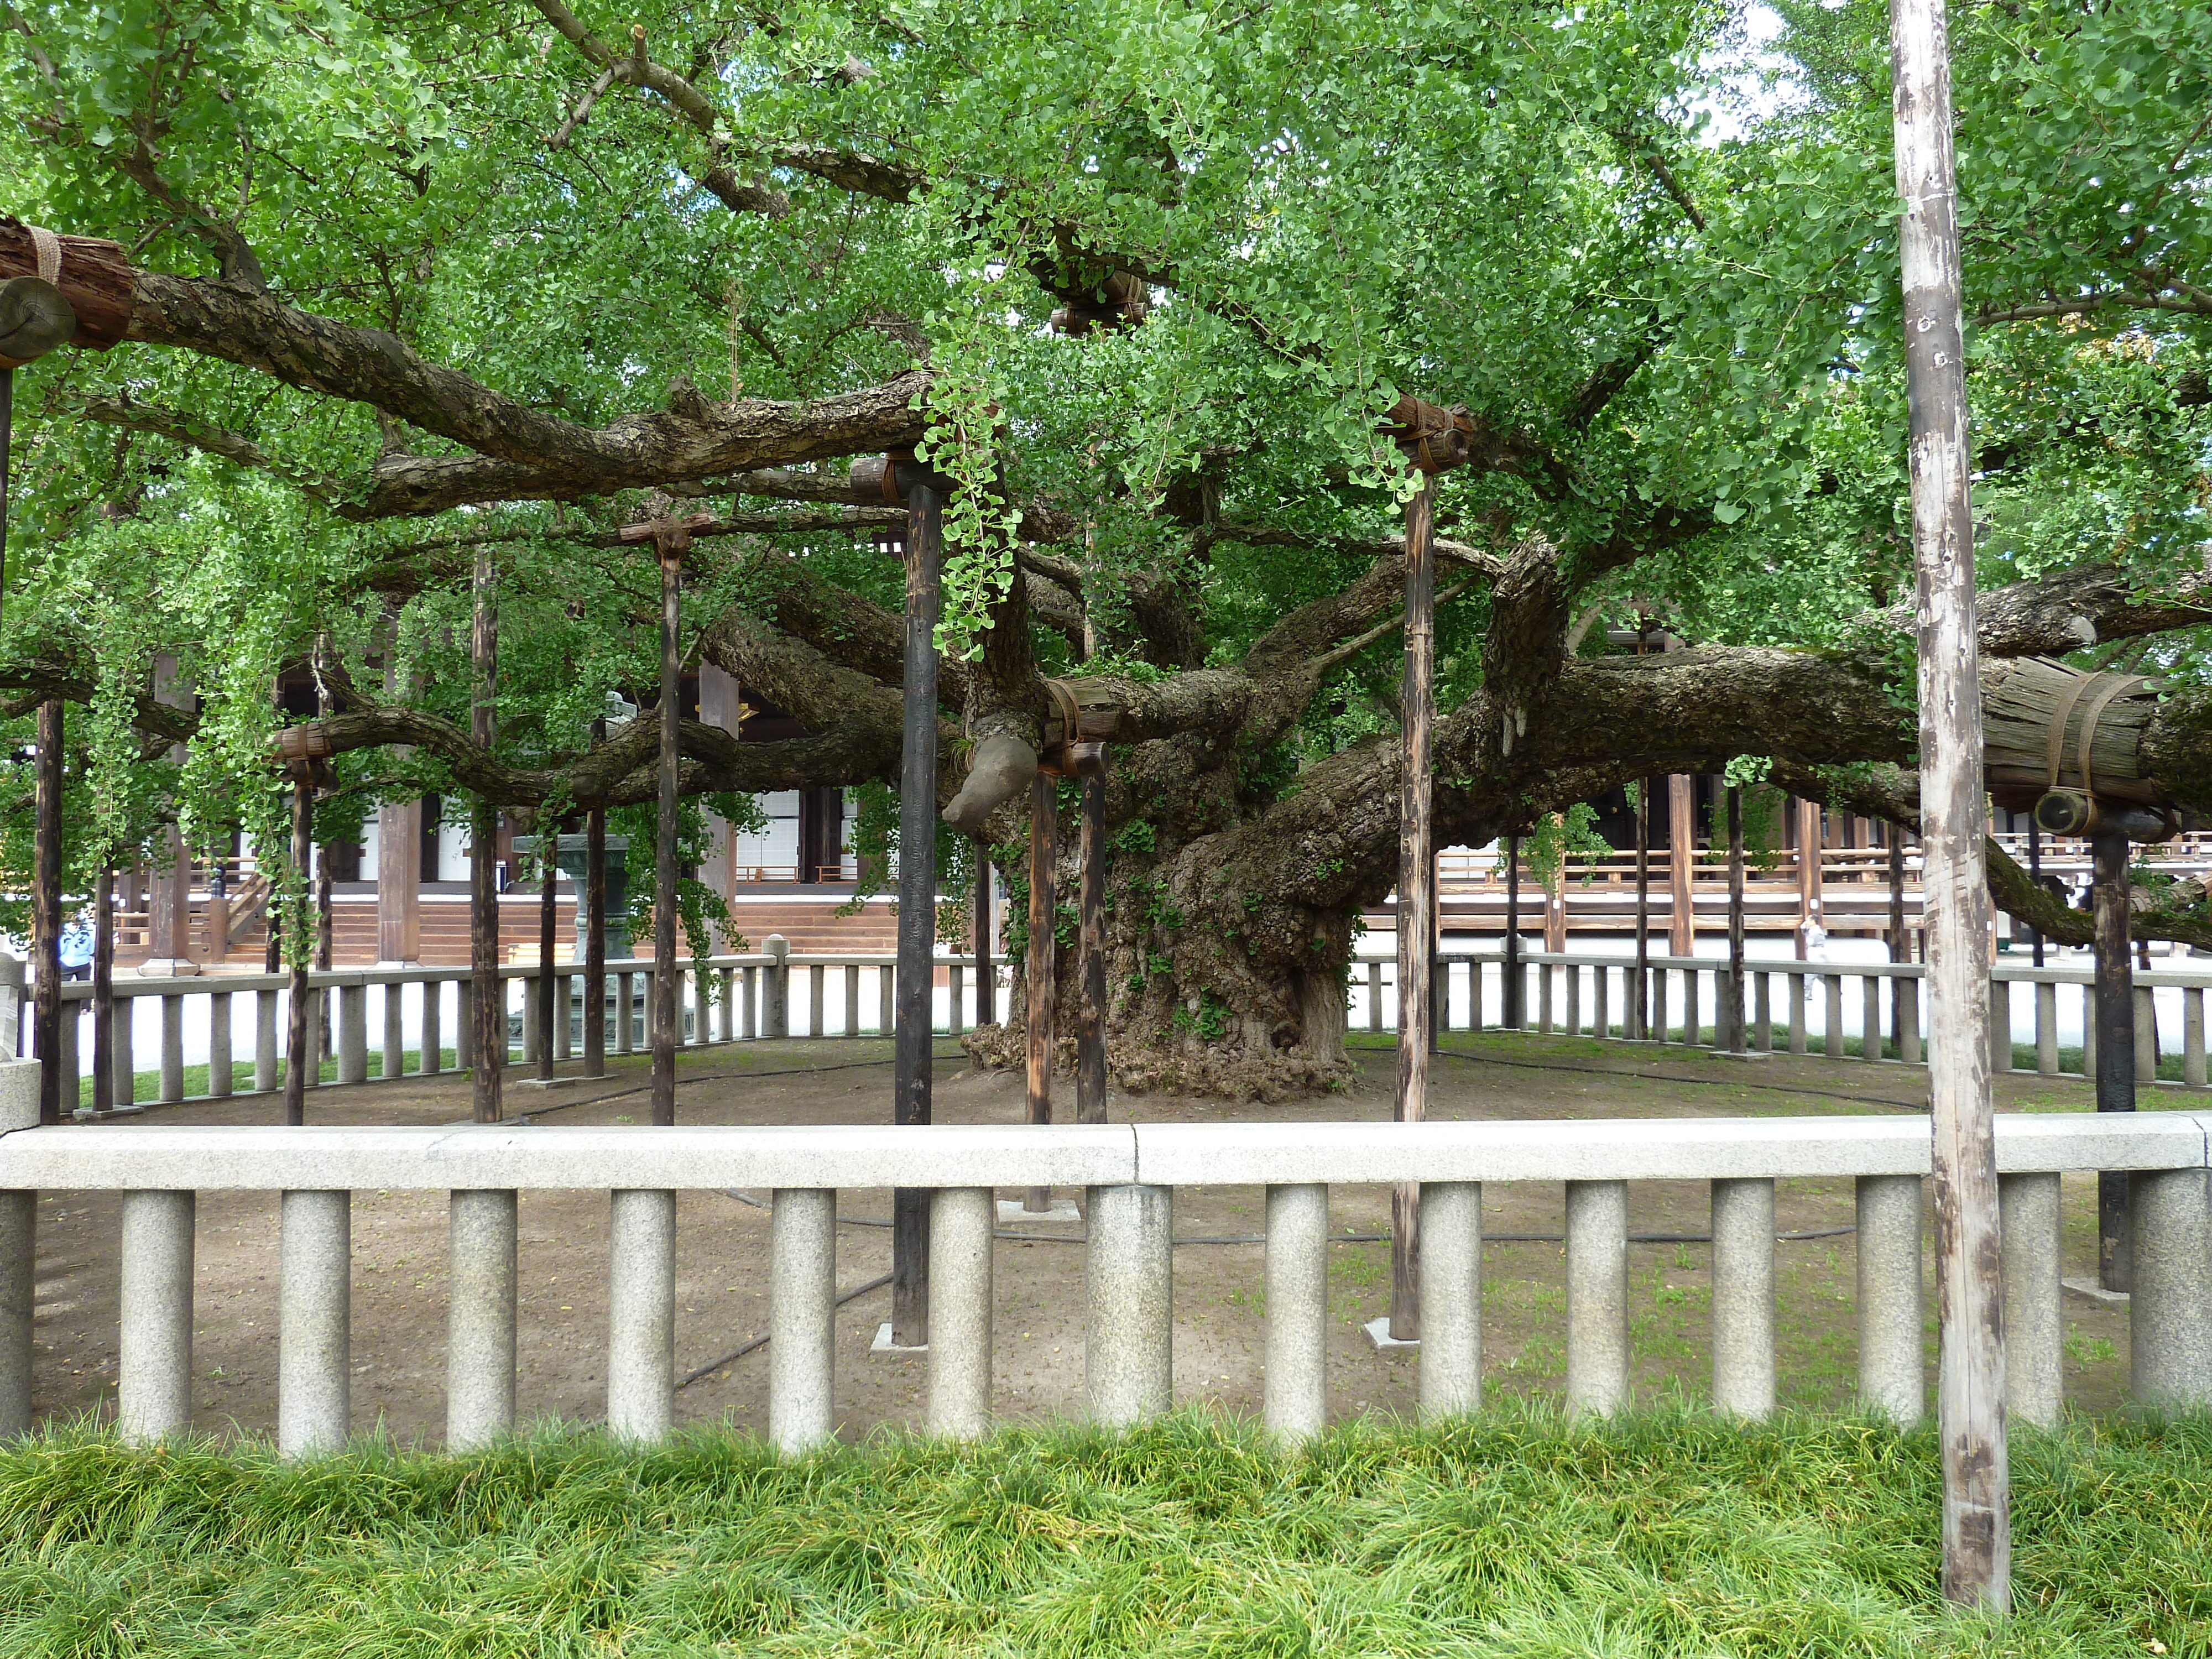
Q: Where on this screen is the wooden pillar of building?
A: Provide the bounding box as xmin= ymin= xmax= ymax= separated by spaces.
xmin=697 ymin=663 xmax=744 ymax=947
xmin=1668 ymin=775 xmax=1695 ymax=961
xmin=1796 ymin=796 xmax=1823 ymax=959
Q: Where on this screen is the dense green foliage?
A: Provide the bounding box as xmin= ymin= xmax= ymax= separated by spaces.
xmin=0 ymin=1408 xmax=2206 ymax=1655
xmin=0 ymin=0 xmax=2206 ymax=975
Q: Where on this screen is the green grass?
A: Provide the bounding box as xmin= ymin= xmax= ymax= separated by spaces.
xmin=1 ymin=1408 xmax=2206 ymax=1656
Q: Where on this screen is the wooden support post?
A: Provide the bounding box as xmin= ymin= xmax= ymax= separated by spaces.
xmin=1077 ymin=773 xmax=1108 ymax=1124
xmin=469 ymin=542 xmax=502 ymax=1126
xmin=892 ymin=481 xmax=945 ymax=1344
xmin=31 ymin=700 xmax=62 ymax=1125
xmin=1668 ymin=775 xmax=1695 ymax=961
xmin=651 ymin=535 xmax=683 ymax=1128
xmin=1892 ymin=0 xmax=2008 ymax=1606
xmin=1633 ymin=779 xmax=1651 ymax=1040
xmin=1503 ymin=835 xmax=1521 ymax=1030
xmin=585 ymin=799 xmax=607 ymax=1079
xmin=1726 ymin=786 xmax=1746 ymax=1052
xmin=1890 ymin=828 xmax=1910 ymax=1055
xmin=537 ymin=822 xmax=558 ymax=1082
xmin=2092 ymin=830 xmax=2135 ymax=1289
xmin=973 ymin=837 xmax=994 ymax=1028
xmin=92 ymin=865 xmax=114 ymax=1115
xmin=1391 ymin=474 xmax=1437 ymax=1343
xmin=285 ymin=776 xmax=312 ymax=1126
xmin=1024 ymin=769 xmax=1057 ymax=1212
xmin=2026 ymin=819 xmax=2044 ymax=968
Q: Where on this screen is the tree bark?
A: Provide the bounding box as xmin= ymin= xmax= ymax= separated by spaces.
xmin=539 ymin=820 xmax=559 ymax=1081
xmin=1893 ymin=0 xmax=2008 ymax=1609
xmin=1023 ymin=768 xmax=1057 ymax=1211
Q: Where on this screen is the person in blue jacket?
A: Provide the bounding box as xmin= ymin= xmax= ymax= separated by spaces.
xmin=58 ymin=911 xmax=94 ymax=981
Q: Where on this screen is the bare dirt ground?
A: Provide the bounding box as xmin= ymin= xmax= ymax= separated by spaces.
xmin=25 ymin=1030 xmax=2147 ymax=1446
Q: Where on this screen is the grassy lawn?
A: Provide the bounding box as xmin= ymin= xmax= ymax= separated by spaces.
xmin=0 ymin=1408 xmax=2204 ymax=1656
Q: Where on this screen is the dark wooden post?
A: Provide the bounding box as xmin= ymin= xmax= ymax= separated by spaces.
xmin=1890 ymin=827 xmax=1910 ymax=1047
xmin=1632 ymin=779 xmax=1651 ymax=1040
xmin=585 ymin=799 xmax=607 ymax=1078
xmin=92 ymin=864 xmax=113 ymax=1115
xmin=537 ymin=821 xmax=559 ymax=1082
xmin=651 ymin=535 xmax=684 ymax=1129
xmin=32 ymin=700 xmax=62 ymax=1125
xmin=1389 ymin=473 xmax=1437 ymax=1343
xmin=1726 ymin=785 xmax=1745 ymax=1052
xmin=2025 ymin=819 xmax=2044 ymax=968
xmin=469 ymin=542 xmax=503 ymax=1125
xmin=891 ymin=478 xmax=945 ymax=1343
xmin=2092 ymin=830 xmax=2135 ymax=1289
xmin=284 ymin=775 xmax=313 ymax=1125
xmin=1503 ymin=834 xmax=1521 ymax=1029
xmin=1077 ymin=771 xmax=1108 ymax=1124
xmin=972 ymin=836 xmax=993 ymax=1027
xmin=313 ymin=653 xmax=333 ymax=1064
xmin=1023 ymin=769 xmax=1056 ymax=1213
xmin=1892 ymin=0 xmax=2008 ymax=1607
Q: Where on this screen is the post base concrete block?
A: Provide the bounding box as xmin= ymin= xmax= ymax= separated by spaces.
xmin=1363 ymin=1316 xmax=1418 ymax=1352
xmin=517 ymin=1076 xmax=582 ymax=1090
xmin=997 ymin=1197 xmax=1080 ymax=1225
xmin=2063 ymin=1276 xmax=2130 ymax=1307
xmin=871 ymin=1322 xmax=926 ymax=1357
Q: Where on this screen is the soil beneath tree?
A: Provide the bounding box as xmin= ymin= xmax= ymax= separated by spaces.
xmin=26 ymin=1032 xmax=2144 ymax=1444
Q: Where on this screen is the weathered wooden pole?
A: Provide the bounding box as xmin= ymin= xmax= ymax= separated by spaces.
xmin=1390 ymin=472 xmax=1437 ymax=1343
xmin=1668 ymin=775 xmax=1697 ymax=962
xmin=284 ymin=774 xmax=313 ymax=1126
xmin=651 ymin=534 xmax=684 ymax=1129
xmin=1726 ymin=785 xmax=1746 ymax=1052
xmin=1503 ymin=833 xmax=1521 ymax=1030
xmin=972 ymin=837 xmax=994 ymax=1027
xmin=2091 ymin=830 xmax=2135 ymax=1289
xmin=585 ymin=795 xmax=607 ymax=1079
xmin=537 ymin=819 xmax=559 ymax=1082
xmin=469 ymin=542 xmax=502 ymax=1125
xmin=1891 ymin=0 xmax=2008 ymax=1608
xmin=92 ymin=865 xmax=114 ymax=1115
xmin=1077 ymin=770 xmax=1108 ymax=1124
xmin=1890 ymin=827 xmax=1910 ymax=1045
xmin=31 ymin=700 xmax=62 ymax=1124
xmin=1023 ymin=769 xmax=1057 ymax=1213
xmin=1633 ymin=778 xmax=1651 ymax=1040
xmin=892 ymin=476 xmax=946 ymax=1342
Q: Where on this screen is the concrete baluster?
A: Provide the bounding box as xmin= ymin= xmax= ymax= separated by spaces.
xmin=1788 ymin=973 xmax=1807 ymax=1055
xmin=1419 ymin=1180 xmax=1481 ymax=1420
xmin=844 ymin=964 xmax=860 ymax=1036
xmin=1710 ymin=1177 xmax=1774 ymax=1419
xmin=1863 ymin=975 xmax=1883 ymax=1062
xmin=766 ymin=936 xmax=790 ymax=1038
xmin=1368 ymin=963 xmax=1383 ymax=1033
xmin=1564 ymin=1180 xmax=1628 ymax=1417
xmin=1824 ymin=974 xmax=1844 ymax=1059
xmin=279 ymin=1189 xmax=352 ymax=1456
xmin=1999 ymin=1171 xmax=2061 ymax=1428
xmin=770 ymin=1187 xmax=837 ymax=1452
xmin=879 ymin=962 xmax=894 ymax=1036
xmin=383 ymin=982 xmax=405 ymax=1079
xmin=423 ymin=980 xmax=443 ymax=1076
xmin=607 ymin=1188 xmax=676 ymax=1441
xmin=208 ymin=990 xmax=233 ymax=1099
xmin=1087 ymin=1183 xmax=1172 ymax=1426
xmin=1855 ymin=1174 xmax=1923 ymax=1425
xmin=2036 ymin=982 xmax=2059 ymax=1077
xmin=927 ymin=1187 xmax=994 ymax=1441
xmin=338 ymin=983 xmax=368 ymax=1084
xmin=254 ymin=987 xmax=279 ymax=1091
xmin=2131 ymin=1167 xmax=2212 ymax=1409
xmin=447 ymin=1188 xmax=518 ymax=1449
xmin=1264 ymin=1183 xmax=1328 ymax=1441
xmin=811 ymin=963 xmax=827 ymax=1039
xmin=118 ymin=1189 xmax=196 ymax=1443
